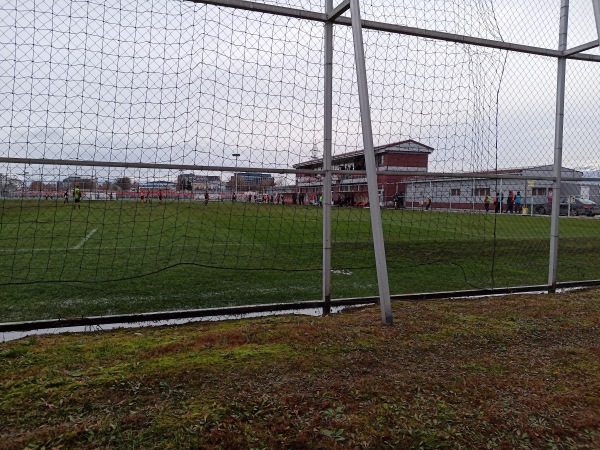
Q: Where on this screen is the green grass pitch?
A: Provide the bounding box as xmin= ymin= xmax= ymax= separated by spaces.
xmin=1 ymin=198 xmax=599 ymax=322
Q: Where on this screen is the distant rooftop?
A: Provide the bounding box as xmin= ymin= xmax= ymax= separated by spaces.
xmin=294 ymin=139 xmax=434 ymax=169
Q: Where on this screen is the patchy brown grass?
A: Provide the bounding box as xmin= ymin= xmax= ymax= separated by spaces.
xmin=1 ymin=289 xmax=599 ymax=449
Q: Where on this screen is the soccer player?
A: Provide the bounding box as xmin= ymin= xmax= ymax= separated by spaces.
xmin=73 ymin=185 xmax=82 ymax=209
xmin=63 ymin=189 xmax=69 ymax=204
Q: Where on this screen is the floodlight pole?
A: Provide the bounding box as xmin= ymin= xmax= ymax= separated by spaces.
xmin=548 ymin=0 xmax=569 ymax=292
xmin=349 ymin=0 xmax=393 ymax=324
xmin=322 ymin=0 xmax=334 ymax=315
xmin=232 ymin=153 xmax=240 ymax=196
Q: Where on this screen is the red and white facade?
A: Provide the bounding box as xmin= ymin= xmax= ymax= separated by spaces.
xmin=293 ymin=139 xmax=434 ymax=205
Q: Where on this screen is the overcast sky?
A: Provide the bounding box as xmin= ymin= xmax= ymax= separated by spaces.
xmin=1 ymin=0 xmax=599 ymax=182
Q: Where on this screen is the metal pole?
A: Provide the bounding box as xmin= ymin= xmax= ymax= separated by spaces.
xmin=499 ymin=178 xmax=503 ymax=213
xmin=322 ymin=0 xmax=333 ymax=315
xmin=349 ymin=0 xmax=393 ymax=325
xmin=233 ymin=153 xmax=240 ymax=197
xmin=593 ymin=0 xmax=600 ymax=43
xmin=548 ymin=0 xmax=569 ymax=292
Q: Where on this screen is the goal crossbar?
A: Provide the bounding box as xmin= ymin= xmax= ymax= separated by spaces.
xmin=188 ymin=0 xmax=600 ymax=61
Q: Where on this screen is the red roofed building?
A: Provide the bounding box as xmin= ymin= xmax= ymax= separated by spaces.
xmin=293 ymin=139 xmax=434 ymax=206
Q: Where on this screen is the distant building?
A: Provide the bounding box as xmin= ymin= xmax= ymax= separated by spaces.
xmin=139 ymin=181 xmax=176 ymax=191
xmin=293 ymin=139 xmax=434 ymax=205
xmin=230 ymin=173 xmax=274 ymax=192
xmin=177 ymin=174 xmax=222 ymax=192
xmin=404 ymin=165 xmax=584 ymax=210
xmin=291 ymin=141 xmax=589 ymax=209
xmin=61 ymin=175 xmax=96 ymax=189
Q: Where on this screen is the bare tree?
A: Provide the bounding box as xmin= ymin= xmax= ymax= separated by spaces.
xmin=115 ymin=177 xmax=133 ymax=190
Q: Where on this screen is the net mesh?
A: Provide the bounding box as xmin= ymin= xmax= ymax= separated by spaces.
xmin=2 ymin=0 xmax=600 ymax=324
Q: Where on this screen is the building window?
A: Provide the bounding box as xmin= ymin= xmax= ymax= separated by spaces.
xmin=473 ymin=187 xmax=490 ymax=196
xmin=450 ymin=188 xmax=460 ymax=196
xmin=532 ymin=187 xmax=546 ymax=196
xmin=376 ymin=154 xmax=384 ymax=166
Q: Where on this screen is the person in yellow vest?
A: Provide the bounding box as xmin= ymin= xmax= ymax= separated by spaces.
xmin=484 ymin=193 xmax=491 ymax=212
xmin=73 ymin=185 xmax=82 ymax=209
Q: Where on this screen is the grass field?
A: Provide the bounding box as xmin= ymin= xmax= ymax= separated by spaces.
xmin=2 ymin=198 xmax=600 ymax=323
xmin=1 ymin=289 xmax=599 ymax=448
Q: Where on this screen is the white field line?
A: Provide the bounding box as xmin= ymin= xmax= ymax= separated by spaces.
xmin=1 ymin=247 xmax=70 ymax=253
xmin=73 ymin=228 xmax=97 ymax=250
xmin=0 ymin=241 xmax=270 ymax=254
xmin=0 ymin=228 xmax=97 ymax=253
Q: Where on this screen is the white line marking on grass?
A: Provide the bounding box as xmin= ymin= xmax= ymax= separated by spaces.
xmin=0 ymin=241 xmax=265 ymax=255
xmin=0 ymin=247 xmax=69 ymax=254
xmin=73 ymin=228 xmax=97 ymax=250
xmin=1 ymin=233 xmax=318 ymax=255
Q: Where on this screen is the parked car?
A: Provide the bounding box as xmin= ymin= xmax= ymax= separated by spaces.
xmin=535 ymin=197 xmax=600 ymax=216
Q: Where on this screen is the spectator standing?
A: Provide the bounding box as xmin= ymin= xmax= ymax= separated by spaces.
xmin=515 ymin=191 xmax=522 ymax=213
xmin=506 ymin=190 xmax=514 ymax=213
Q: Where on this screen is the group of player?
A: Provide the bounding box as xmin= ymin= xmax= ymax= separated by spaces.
xmin=139 ymin=190 xmax=163 ymax=204
xmin=63 ymin=186 xmax=82 ymax=208
xmin=59 ymin=189 xmax=298 ymax=206
xmin=62 ymin=187 xmax=167 ymax=206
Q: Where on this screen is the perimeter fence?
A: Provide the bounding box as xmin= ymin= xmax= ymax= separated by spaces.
xmin=2 ymin=0 xmax=600 ymax=330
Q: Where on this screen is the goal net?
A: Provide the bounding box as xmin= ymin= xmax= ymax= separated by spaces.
xmin=2 ymin=0 xmax=600 ymax=325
